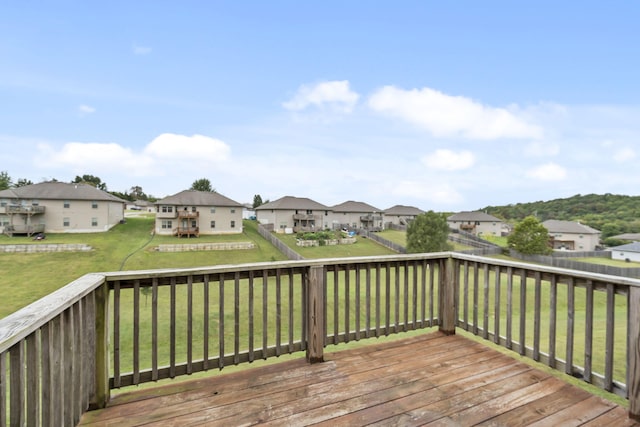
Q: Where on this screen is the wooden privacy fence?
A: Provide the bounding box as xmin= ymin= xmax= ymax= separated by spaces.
xmin=3 ymin=253 xmax=640 ymax=425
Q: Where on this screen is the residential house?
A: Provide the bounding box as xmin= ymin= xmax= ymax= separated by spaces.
xmin=154 ymin=190 xmax=244 ymax=237
xmin=383 ymin=205 xmax=424 ymax=227
xmin=447 ymin=211 xmax=503 ymax=237
xmin=609 ymin=242 xmax=640 ymax=262
xmin=0 ymin=181 xmax=125 ymax=235
xmin=330 ymin=201 xmax=384 ymax=231
xmin=255 ymin=196 xmax=330 ymax=233
xmin=542 ymin=219 xmax=601 ymax=251
xmin=126 ymin=200 xmax=155 ymax=212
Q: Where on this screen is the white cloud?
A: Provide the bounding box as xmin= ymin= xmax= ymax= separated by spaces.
xmin=612 ymin=147 xmax=636 ymax=162
xmin=389 ymin=180 xmax=463 ymax=205
xmin=283 ymin=80 xmax=360 ymax=113
xmin=525 ymin=162 xmax=567 ymax=181
xmin=144 ymin=133 xmax=230 ymax=162
xmin=421 ymin=149 xmax=475 ymax=171
xmin=78 ymin=105 xmax=96 ymax=115
xmin=523 ymin=141 xmax=559 ymax=157
xmin=132 ymin=44 xmax=152 ymax=55
xmin=368 ymin=85 xmax=542 ymax=140
xmin=39 ymin=142 xmax=145 ymax=172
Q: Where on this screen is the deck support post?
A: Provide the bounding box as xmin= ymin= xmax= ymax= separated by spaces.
xmin=629 ymin=286 xmax=640 ymax=420
xmin=90 ymin=281 xmax=110 ymax=409
xmin=306 ymin=265 xmax=325 ymax=363
xmin=439 ymin=256 xmax=457 ymax=335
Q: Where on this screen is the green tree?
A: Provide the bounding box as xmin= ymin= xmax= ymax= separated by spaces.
xmin=129 ymin=185 xmax=147 ymax=200
xmin=507 ymin=216 xmax=552 ymax=255
xmin=72 ymin=174 xmax=107 ymax=191
xmin=406 ymin=211 xmax=453 ymax=253
xmin=0 ymin=171 xmax=12 ymax=190
xmin=190 ymin=178 xmax=214 ymax=192
xmin=252 ymin=194 xmax=263 ymax=209
xmin=14 ymin=178 xmax=33 ymax=187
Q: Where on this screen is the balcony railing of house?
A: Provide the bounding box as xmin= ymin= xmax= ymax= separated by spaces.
xmin=360 ymin=214 xmax=382 ymax=222
xmin=3 ymin=253 xmax=640 ymax=425
xmin=3 ymin=206 xmax=46 ymax=215
xmin=292 ymin=214 xmax=317 ymax=220
xmin=177 ymin=211 xmax=199 ymax=219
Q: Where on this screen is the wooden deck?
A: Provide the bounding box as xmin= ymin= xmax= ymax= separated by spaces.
xmin=79 ymin=332 xmax=638 ymax=426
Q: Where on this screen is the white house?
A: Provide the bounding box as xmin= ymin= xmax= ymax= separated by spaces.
xmin=609 ymin=242 xmax=640 ymax=262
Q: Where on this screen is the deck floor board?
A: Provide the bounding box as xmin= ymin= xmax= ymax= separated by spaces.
xmin=79 ymin=332 xmax=638 ymax=426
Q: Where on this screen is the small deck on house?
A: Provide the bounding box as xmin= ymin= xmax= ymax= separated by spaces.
xmin=79 ymin=332 xmax=636 ymax=427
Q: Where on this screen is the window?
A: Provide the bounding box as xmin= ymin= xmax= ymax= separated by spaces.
xmin=64 ymin=201 xmax=70 ymax=208
xmin=32 ymin=200 xmax=39 ymax=206
xmin=161 ymin=206 xmax=173 ymax=213
xmin=161 ymin=220 xmax=173 ymax=229
xmin=230 ymin=208 xmax=236 ymax=214
xmin=0 ymin=200 xmax=6 ymax=207
xmin=91 ymin=218 xmax=98 ymax=227
xmin=92 ymin=201 xmax=98 ymax=209
xmin=63 ymin=217 xmax=70 ymax=227
xmin=211 ymin=220 xmax=216 ymax=228
xmin=231 ymin=220 xmax=236 ymax=228
xmin=191 ymin=220 xmax=197 ymax=228
xmin=192 ymin=206 xmax=197 ymax=212
xmin=306 ymin=210 xmax=313 ymax=214
xmin=210 ymin=207 xmax=216 ymax=213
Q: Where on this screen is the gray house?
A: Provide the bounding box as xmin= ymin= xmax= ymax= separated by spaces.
xmin=0 ymin=182 xmax=125 ymax=235
xmin=384 ymin=205 xmax=424 ymax=227
xmin=542 ymin=220 xmax=601 ymax=251
xmin=256 ymin=196 xmax=330 ymax=233
xmin=155 ymin=190 xmax=244 ymax=237
xmin=330 ymin=201 xmax=384 ymax=230
xmin=447 ymin=211 xmax=503 ymax=237
xmin=609 ymin=242 xmax=640 ymax=262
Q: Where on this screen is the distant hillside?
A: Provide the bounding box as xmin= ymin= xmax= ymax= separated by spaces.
xmin=479 ymin=193 xmax=640 ymax=239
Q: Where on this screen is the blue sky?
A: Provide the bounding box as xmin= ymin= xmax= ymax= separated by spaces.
xmin=1 ymin=1 xmax=639 ymax=211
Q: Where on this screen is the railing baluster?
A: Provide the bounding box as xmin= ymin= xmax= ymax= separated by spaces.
xmin=73 ymin=301 xmax=82 ymax=424
xmin=0 ymin=351 xmax=5 ymax=427
xmin=151 ymin=278 xmax=159 ymax=380
xmin=605 ymin=283 xmax=615 ymax=392
xmin=187 ymin=275 xmax=193 ymax=374
xmin=473 ymin=262 xmax=479 ymax=335
xmin=113 ymin=281 xmax=121 ymax=387
xmin=365 ymin=265 xmax=371 ymax=338
xmin=584 ymin=280 xmax=594 ymax=381
xmin=548 ymin=275 xmax=557 ymax=369
xmin=493 ymin=265 xmax=501 ymax=345
xmin=203 ymin=275 xmax=210 ymax=370
xmin=63 ymin=308 xmax=73 ymax=424
xmin=412 ymin=260 xmax=418 ymax=329
xmin=463 ymin=261 xmax=469 ymax=331
xmin=219 ymin=274 xmax=225 ymax=368
xmin=9 ymin=341 xmax=24 ymax=427
xmin=40 ymin=322 xmax=52 ymax=424
xmin=133 ymin=280 xmax=140 ymax=384
xmin=429 ymin=261 xmax=435 ymax=325
xmin=533 ymin=272 xmax=541 ymax=361
xmin=403 ymin=261 xmax=409 ymax=331
xmin=345 ymin=264 xmax=350 ymax=342
xmin=289 ymin=269 xmax=294 ymax=351
xmin=26 ymin=331 xmax=39 ymax=426
xmin=392 ymin=262 xmax=398 ymax=334
xmin=235 ymin=272 xmax=240 ymax=364
xmin=355 ymin=266 xmax=361 ymax=340
xmin=276 ymin=269 xmax=282 ymax=354
xmin=519 ymin=270 xmax=527 ymax=356
xmin=420 ymin=260 xmax=427 ymax=328
xmin=565 ymin=277 xmax=575 ymax=376
xmin=262 ymin=270 xmax=268 ymax=359
xmin=506 ymin=267 xmax=513 ymax=350
xmin=248 ymin=271 xmax=254 ymax=362
xmin=483 ymin=264 xmax=489 ymax=339
xmin=170 ymin=277 xmax=176 ymax=378
xmin=333 ymin=267 xmax=339 ymax=343
xmin=375 ymin=263 xmax=381 ymax=337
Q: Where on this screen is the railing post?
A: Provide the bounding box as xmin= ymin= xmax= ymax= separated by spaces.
xmin=306 ymin=265 xmax=325 ymax=363
xmin=629 ymin=286 xmax=640 ymax=420
xmin=90 ymin=281 xmax=110 ymax=409
xmin=439 ymin=256 xmax=456 ymax=335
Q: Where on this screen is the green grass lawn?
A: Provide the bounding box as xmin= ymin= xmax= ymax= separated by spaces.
xmin=274 ymin=232 xmax=397 ymax=258
xmin=571 ymin=257 xmax=640 ymax=267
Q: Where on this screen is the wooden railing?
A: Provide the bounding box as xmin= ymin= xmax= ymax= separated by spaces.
xmin=3 ymin=253 xmax=640 ymax=425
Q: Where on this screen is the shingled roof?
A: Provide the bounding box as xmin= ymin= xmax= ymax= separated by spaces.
xmin=255 ymin=196 xmax=329 ymax=211
xmin=331 ymin=200 xmax=381 ymax=213
xmin=0 ymin=182 xmax=126 ymax=202
xmin=384 ymin=205 xmax=424 ymax=215
xmin=542 ymin=220 xmax=600 ymax=235
xmin=155 ymin=190 xmax=243 ymax=207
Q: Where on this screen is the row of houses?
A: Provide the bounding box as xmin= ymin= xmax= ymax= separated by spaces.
xmin=0 ymin=182 xmax=614 ymax=253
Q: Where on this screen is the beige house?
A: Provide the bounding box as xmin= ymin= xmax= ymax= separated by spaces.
xmin=447 ymin=211 xmax=503 ymax=237
xmin=383 ymin=205 xmax=424 ymax=227
xmin=155 ymin=190 xmax=244 ymax=237
xmin=255 ymin=196 xmax=330 ymax=233
xmin=543 ymin=219 xmax=601 ymax=251
xmin=0 ymin=182 xmax=125 ymax=235
xmin=330 ymin=201 xmax=384 ymax=230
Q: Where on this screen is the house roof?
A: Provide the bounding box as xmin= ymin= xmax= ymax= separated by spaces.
xmin=610 ymin=233 xmax=640 ymax=241
xmin=447 ymin=211 xmax=502 ymax=222
xmin=0 ymin=182 xmax=126 ymax=202
xmin=155 ymin=190 xmax=243 ymax=207
xmin=542 ymin=220 xmax=600 ymax=235
xmin=331 ymin=200 xmax=381 ymax=213
xmin=610 ymin=242 xmax=640 ymax=253
xmin=255 ymin=196 xmax=329 ymax=211
xmin=384 ymin=205 xmax=424 ymax=216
